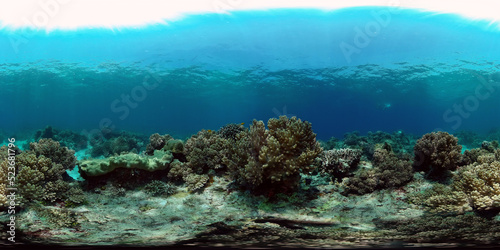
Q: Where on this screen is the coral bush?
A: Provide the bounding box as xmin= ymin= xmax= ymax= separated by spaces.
xmin=145 ymin=133 xmax=173 ymax=155
xmin=453 ymin=161 xmax=500 ymax=213
xmin=218 ymin=123 xmax=246 ymax=140
xmin=344 ymin=148 xmax=413 ymax=195
xmin=320 ymin=148 xmax=361 ymax=181
xmin=164 ymin=130 xmax=226 ymax=191
xmin=0 ymin=158 xmax=9 ymax=207
xmin=224 ymin=116 xmax=323 ymax=195
xmin=413 ymin=132 xmax=462 ymax=181
xmin=0 ymin=145 xmax=21 ymax=207
xmin=183 ymin=173 xmax=210 ymax=192
xmin=418 ymin=160 xmax=500 ymax=217
xmin=145 ymin=133 xmax=184 ymax=157
xmin=29 ymin=138 xmax=77 ymax=170
xmin=0 ymin=150 xmax=77 ymax=205
xmin=144 ymin=180 xmax=176 ymax=197
xmin=183 ymin=129 xmax=227 ymax=174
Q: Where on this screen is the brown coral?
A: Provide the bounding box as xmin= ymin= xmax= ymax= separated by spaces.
xmin=422 ymin=160 xmax=500 ymax=216
xmin=345 ymin=148 xmax=413 ymax=195
xmin=413 ymin=132 xmax=462 ymax=181
xmin=320 ymin=148 xmax=362 ymax=180
xmin=145 ymin=133 xmax=173 ymax=155
xmin=183 ymin=129 xmax=227 ymax=174
xmin=29 ymin=138 xmax=76 ymax=170
xmin=15 ymin=152 xmax=70 ymax=204
xmin=224 ymin=116 xmax=323 ymax=195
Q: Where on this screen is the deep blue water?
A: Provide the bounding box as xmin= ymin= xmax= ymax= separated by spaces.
xmin=1 ymin=7 xmax=500 ymax=141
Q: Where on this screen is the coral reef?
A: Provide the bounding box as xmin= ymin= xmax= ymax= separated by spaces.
xmin=29 ymin=138 xmax=77 ymax=170
xmin=78 ymin=150 xmax=173 ymax=177
xmin=414 ymin=153 xmax=500 ymax=216
xmin=184 ymin=129 xmax=227 ymax=174
xmin=452 ymin=161 xmax=500 ymax=214
xmin=88 ymin=131 xmax=146 ymax=157
xmin=218 ymin=123 xmax=246 ymax=140
xmin=344 ymin=148 xmax=413 ymax=195
xmin=145 ymin=133 xmax=185 ymax=156
xmin=224 ymin=116 xmax=323 ymax=195
xmin=145 ymin=133 xmax=172 ymax=154
xmin=33 ymin=126 xmax=88 ymax=151
xmin=0 ymin=159 xmax=9 ymax=207
xmin=413 ymin=131 xmax=462 ymax=181
xmin=143 ymin=180 xmax=176 ymax=197
xmin=0 ymin=145 xmax=22 ymax=207
xmin=337 ymin=130 xmax=415 ymax=160
xmin=320 ymin=148 xmax=361 ymax=181
xmin=319 ymin=136 xmax=339 ymax=150
xmin=164 ymin=130 xmax=226 ymax=192
xmin=183 ymin=173 xmax=210 ymax=192
xmin=4 ymin=150 xmax=77 ymax=205
xmin=455 ymin=130 xmax=482 ymax=149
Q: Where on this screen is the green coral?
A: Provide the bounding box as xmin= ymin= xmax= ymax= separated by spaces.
xmin=78 ymin=150 xmax=173 ymax=177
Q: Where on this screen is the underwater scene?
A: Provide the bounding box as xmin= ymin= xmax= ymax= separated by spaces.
xmin=1 ymin=2 xmax=500 ymax=248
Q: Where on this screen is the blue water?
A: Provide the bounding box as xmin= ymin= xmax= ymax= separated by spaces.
xmin=1 ymin=7 xmax=500 ymax=141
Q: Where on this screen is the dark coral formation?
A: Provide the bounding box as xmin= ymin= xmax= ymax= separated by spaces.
xmin=336 ymin=130 xmax=415 ymax=160
xmin=33 ymin=126 xmax=88 ymax=151
xmin=218 ymin=123 xmax=246 ymax=140
xmin=224 ymin=116 xmax=323 ymax=195
xmin=29 ymin=138 xmax=77 ymax=170
xmin=166 ymin=130 xmax=225 ymax=191
xmin=145 ymin=133 xmax=172 ymax=155
xmin=413 ymin=131 xmax=462 ymax=181
xmin=320 ymin=148 xmax=361 ymax=181
xmin=145 ymin=133 xmax=184 ymax=156
xmin=88 ymin=131 xmax=146 ymax=157
xmin=344 ymin=148 xmax=413 ymax=195
xmin=143 ymin=180 xmax=176 ymax=197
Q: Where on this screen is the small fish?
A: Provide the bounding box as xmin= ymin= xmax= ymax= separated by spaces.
xmin=207 ymin=129 xmax=212 ymax=133
xmin=241 ymin=122 xmax=245 ymax=125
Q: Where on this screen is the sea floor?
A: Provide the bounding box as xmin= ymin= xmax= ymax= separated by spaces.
xmin=3 ymin=173 xmax=500 ymax=248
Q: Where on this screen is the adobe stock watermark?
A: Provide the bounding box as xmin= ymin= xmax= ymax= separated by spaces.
xmin=9 ymin=0 xmax=73 ymax=54
xmin=339 ymin=1 xmax=402 ymax=64
xmin=441 ymin=69 xmax=500 ymax=131
xmin=272 ymin=105 xmax=296 ymax=118
xmin=212 ymin=0 xmax=243 ymax=14
xmin=81 ymin=68 xmax=165 ymax=141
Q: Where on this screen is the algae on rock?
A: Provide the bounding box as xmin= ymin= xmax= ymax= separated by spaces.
xmin=78 ymin=150 xmax=173 ymax=177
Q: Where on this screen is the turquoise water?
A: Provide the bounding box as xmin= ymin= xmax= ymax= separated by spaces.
xmin=1 ymin=7 xmax=500 ymax=140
